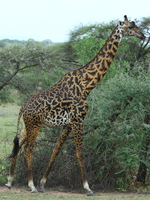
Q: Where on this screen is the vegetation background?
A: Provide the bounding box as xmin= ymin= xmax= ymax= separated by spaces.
xmin=0 ymin=17 xmax=150 ymax=194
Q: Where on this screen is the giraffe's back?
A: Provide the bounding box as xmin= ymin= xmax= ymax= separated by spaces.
xmin=21 ymin=83 xmax=87 ymax=128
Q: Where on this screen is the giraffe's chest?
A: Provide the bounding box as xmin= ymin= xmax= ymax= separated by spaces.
xmin=43 ymin=109 xmax=71 ymax=127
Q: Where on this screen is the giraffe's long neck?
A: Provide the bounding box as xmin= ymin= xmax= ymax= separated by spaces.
xmin=79 ymin=25 xmax=122 ymax=96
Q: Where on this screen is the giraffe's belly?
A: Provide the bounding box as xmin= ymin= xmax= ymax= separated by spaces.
xmin=43 ymin=110 xmax=71 ymax=127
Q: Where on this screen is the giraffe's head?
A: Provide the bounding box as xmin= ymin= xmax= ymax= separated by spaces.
xmin=118 ymin=15 xmax=145 ymax=40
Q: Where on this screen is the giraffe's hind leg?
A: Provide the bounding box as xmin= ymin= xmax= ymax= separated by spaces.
xmin=40 ymin=125 xmax=71 ymax=193
xmin=5 ymin=127 xmax=27 ymax=189
xmin=24 ymin=124 xmax=41 ymax=193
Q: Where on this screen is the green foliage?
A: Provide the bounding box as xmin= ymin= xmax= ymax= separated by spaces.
xmin=0 ymin=41 xmax=6 ymax=48
xmin=72 ymin=36 xmax=105 ymax=65
xmin=42 ymin=39 xmax=53 ymax=46
xmin=41 ymin=66 xmax=66 ymax=87
xmin=69 ymin=21 xmax=116 ymax=41
xmin=0 ymin=38 xmax=54 ymax=46
xmin=70 ymin=23 xmax=115 ymax=65
xmin=1 ymin=38 xmax=27 ymax=45
xmin=0 ymin=88 xmax=10 ymax=103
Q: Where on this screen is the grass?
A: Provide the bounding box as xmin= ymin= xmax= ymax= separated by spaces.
xmin=0 ymin=189 xmax=150 ymax=200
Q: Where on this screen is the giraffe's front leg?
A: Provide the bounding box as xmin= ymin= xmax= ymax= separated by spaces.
xmin=72 ymin=122 xmax=94 ymax=196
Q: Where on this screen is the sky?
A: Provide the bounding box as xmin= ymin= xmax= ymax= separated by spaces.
xmin=0 ymin=0 xmax=149 ymax=43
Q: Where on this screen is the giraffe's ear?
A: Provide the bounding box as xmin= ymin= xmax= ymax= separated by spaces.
xmin=124 ymin=15 xmax=128 ymax=22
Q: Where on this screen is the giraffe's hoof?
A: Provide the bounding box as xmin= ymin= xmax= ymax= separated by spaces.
xmin=87 ymin=191 xmax=94 ymax=196
xmin=39 ymin=189 xmax=46 ymax=193
xmin=31 ymin=189 xmax=38 ymax=193
xmin=5 ymin=184 xmax=11 ymax=190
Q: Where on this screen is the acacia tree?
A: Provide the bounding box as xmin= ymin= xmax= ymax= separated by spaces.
xmin=0 ymin=41 xmax=71 ymax=102
xmin=0 ymin=42 xmax=44 ymax=91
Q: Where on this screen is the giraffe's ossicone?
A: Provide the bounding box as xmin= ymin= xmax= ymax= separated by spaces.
xmin=6 ymin=15 xmax=145 ymax=196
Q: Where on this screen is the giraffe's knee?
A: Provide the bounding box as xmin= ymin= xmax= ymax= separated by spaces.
xmin=24 ymin=144 xmax=33 ymax=154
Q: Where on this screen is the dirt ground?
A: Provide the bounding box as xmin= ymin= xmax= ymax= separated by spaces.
xmin=0 ymin=186 xmax=148 ymax=198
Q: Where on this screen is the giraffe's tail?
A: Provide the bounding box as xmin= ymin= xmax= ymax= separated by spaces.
xmin=9 ymin=107 xmax=23 ymax=158
xmin=9 ymin=137 xmax=19 ymax=158
xmin=16 ymin=106 xmax=23 ymax=136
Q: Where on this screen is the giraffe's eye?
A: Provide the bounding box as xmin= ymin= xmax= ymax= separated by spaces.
xmin=128 ymin=26 xmax=133 ymax=29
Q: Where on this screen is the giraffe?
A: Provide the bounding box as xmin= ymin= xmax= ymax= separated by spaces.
xmin=5 ymin=15 xmax=145 ymax=196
